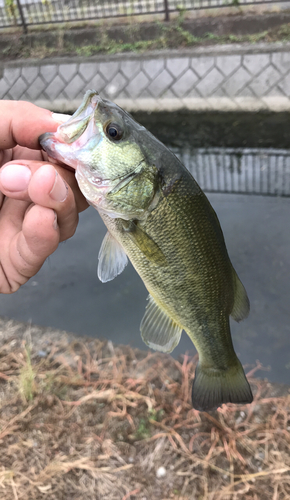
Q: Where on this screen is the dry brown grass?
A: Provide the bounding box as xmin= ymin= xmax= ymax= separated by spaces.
xmin=0 ymin=317 xmax=290 ymax=500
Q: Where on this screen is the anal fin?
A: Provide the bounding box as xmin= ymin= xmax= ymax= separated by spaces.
xmin=231 ymin=269 xmax=250 ymax=322
xmin=140 ymin=295 xmax=182 ymax=353
xmin=98 ymin=231 xmax=128 ymax=283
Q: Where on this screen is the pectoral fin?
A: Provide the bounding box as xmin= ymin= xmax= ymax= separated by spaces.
xmin=230 ymin=269 xmax=250 ymax=322
xmin=98 ymin=232 xmax=128 ymax=283
xmin=140 ymin=294 xmax=182 ymax=353
xmin=122 ymin=220 xmax=167 ymax=266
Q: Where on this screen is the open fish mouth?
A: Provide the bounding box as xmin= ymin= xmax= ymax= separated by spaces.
xmin=39 ymin=90 xmax=102 ymax=171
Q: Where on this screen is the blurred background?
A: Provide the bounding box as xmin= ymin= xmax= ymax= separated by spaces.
xmin=1 ymin=0 xmax=290 ymax=384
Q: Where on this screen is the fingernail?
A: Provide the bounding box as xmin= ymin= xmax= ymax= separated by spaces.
xmin=49 ymin=170 xmax=68 ymax=203
xmin=0 ymin=164 xmax=31 ymax=191
xmin=52 ymin=113 xmax=71 ymax=124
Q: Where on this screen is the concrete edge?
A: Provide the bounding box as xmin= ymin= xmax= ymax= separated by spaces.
xmin=33 ymin=96 xmax=290 ymax=113
xmin=2 ymin=41 xmax=290 ymax=68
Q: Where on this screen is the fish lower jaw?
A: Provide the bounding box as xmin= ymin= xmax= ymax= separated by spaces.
xmin=41 ymin=136 xmax=78 ymax=170
xmin=76 ymin=171 xmax=114 ymax=210
xmin=76 ymin=173 xmax=110 ymax=190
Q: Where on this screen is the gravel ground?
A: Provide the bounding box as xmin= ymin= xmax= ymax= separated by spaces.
xmin=0 ymin=316 xmax=290 ymax=500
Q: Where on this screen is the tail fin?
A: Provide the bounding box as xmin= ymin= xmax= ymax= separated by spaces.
xmin=191 ymin=360 xmax=253 ymax=412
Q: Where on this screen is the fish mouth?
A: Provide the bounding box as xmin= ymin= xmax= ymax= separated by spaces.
xmin=39 ymin=132 xmax=76 ymax=171
xmin=39 ymin=90 xmax=102 ymax=171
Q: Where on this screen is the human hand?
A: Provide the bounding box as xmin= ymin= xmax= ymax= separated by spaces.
xmin=0 ymin=100 xmax=88 ymax=294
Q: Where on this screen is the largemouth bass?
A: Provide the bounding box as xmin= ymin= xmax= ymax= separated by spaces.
xmin=40 ymin=90 xmax=253 ymax=411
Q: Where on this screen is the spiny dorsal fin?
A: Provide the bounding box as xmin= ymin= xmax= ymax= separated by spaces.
xmin=140 ymin=294 xmax=182 ymax=353
xmin=98 ymin=231 xmax=128 ymax=283
xmin=231 ymin=268 xmax=250 ymax=322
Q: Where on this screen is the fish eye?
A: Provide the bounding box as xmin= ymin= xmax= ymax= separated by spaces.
xmin=105 ymin=122 xmax=123 ymax=141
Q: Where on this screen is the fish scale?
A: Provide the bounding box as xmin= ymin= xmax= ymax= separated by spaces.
xmin=40 ymin=89 xmax=253 ymax=412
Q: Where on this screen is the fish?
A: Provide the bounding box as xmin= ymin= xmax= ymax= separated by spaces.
xmin=40 ymin=90 xmax=253 ymax=412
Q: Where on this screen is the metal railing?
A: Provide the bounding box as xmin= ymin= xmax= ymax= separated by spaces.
xmin=1 ymin=0 xmax=290 ymax=33
xmin=172 ymin=147 xmax=290 ymax=197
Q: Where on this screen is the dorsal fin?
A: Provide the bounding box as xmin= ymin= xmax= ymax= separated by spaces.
xmin=140 ymin=294 xmax=182 ymax=353
xmin=98 ymin=231 xmax=128 ymax=283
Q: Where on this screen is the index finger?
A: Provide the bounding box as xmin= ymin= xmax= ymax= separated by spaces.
xmin=0 ymin=100 xmax=59 ymax=151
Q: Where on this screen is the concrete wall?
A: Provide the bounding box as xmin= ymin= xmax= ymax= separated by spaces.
xmin=2 ymin=43 xmax=290 ymax=111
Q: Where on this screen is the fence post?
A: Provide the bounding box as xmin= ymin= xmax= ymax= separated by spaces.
xmin=15 ymin=0 xmax=27 ymax=34
xmin=164 ymin=0 xmax=169 ymax=21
